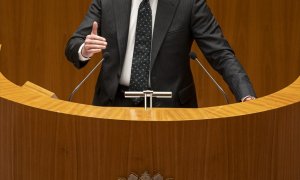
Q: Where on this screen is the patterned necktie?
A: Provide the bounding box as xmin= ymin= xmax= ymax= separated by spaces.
xmin=129 ymin=0 xmax=152 ymax=92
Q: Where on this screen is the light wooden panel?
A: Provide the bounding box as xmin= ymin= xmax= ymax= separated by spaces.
xmin=0 ymin=0 xmax=299 ymax=107
xmin=1 ymin=72 xmax=300 ymax=121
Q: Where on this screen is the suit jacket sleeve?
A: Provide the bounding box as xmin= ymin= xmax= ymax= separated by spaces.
xmin=65 ymin=0 xmax=102 ymax=69
xmin=191 ymin=0 xmax=256 ymax=101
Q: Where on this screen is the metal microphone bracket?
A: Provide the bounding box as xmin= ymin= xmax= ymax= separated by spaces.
xmin=125 ymin=90 xmax=172 ymax=110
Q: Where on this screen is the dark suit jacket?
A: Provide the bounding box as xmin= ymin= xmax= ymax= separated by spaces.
xmin=65 ymin=0 xmax=256 ymax=107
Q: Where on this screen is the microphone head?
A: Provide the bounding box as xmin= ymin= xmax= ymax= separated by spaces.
xmin=103 ymin=52 xmax=110 ymax=59
xmin=189 ymin=52 xmax=197 ymax=60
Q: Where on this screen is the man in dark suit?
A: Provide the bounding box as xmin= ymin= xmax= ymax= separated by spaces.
xmin=65 ymin=0 xmax=256 ymax=107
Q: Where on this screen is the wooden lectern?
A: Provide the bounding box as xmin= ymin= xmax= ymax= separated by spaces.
xmin=0 ymin=72 xmax=299 ymax=180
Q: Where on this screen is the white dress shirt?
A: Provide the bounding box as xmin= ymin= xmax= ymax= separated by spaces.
xmin=79 ymin=0 xmax=158 ymax=87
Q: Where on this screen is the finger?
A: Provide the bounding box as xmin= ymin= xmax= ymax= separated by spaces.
xmin=85 ymin=39 xmax=107 ymax=46
xmin=91 ymin=21 xmax=98 ymax=35
xmin=86 ymin=49 xmax=102 ymax=54
xmin=87 ymin=34 xmax=106 ymax=41
xmin=84 ymin=44 xmax=106 ymax=50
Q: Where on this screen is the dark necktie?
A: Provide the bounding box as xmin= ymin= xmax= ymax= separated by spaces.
xmin=129 ymin=0 xmax=152 ymax=92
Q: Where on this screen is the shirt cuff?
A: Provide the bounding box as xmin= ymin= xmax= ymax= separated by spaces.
xmin=78 ymin=43 xmax=90 ymax=61
xmin=241 ymin=95 xmax=256 ymax=102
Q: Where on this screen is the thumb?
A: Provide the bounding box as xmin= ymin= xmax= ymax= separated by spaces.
xmin=91 ymin=21 xmax=98 ymax=35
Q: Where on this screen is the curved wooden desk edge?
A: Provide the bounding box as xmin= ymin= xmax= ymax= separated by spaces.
xmin=1 ymin=72 xmax=300 ymax=121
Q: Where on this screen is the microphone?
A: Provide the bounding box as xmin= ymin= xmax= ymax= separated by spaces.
xmin=189 ymin=52 xmax=229 ymax=104
xmin=68 ymin=52 xmax=110 ymax=101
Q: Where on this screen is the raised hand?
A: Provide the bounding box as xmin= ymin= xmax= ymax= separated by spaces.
xmin=81 ymin=21 xmax=107 ymax=58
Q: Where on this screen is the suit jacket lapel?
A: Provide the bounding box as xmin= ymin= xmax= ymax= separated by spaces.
xmin=151 ymin=0 xmax=179 ymax=68
xmin=113 ymin=0 xmax=132 ymax=66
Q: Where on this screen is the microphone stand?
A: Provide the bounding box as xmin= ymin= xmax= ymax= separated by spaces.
xmin=68 ymin=53 xmax=108 ymax=101
xmin=190 ymin=52 xmax=229 ymax=104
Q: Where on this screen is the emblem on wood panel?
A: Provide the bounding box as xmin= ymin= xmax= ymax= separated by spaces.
xmin=118 ymin=172 xmax=173 ymax=180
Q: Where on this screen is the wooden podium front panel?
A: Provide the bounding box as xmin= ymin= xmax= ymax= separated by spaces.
xmin=1 ymin=73 xmax=300 ymax=179
xmin=1 ymin=100 xmax=300 ymax=179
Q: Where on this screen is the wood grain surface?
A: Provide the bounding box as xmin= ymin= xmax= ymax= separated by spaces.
xmin=0 ymin=0 xmax=299 ymax=107
xmin=1 ymin=73 xmax=300 ymax=180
